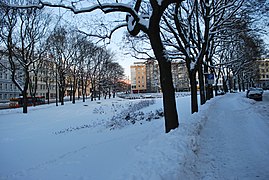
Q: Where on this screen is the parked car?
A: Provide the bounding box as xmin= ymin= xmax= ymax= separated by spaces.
xmin=256 ymin=88 xmax=264 ymax=95
xmin=246 ymin=88 xmax=263 ymax=101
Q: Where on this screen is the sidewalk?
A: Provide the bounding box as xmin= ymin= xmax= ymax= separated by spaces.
xmin=186 ymin=92 xmax=269 ymax=179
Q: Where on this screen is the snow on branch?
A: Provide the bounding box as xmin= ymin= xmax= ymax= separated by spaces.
xmin=2 ymin=1 xmax=150 ymax=37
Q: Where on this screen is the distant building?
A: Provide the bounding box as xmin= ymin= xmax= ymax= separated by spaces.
xmin=130 ymin=60 xmax=190 ymax=93
xmin=130 ymin=62 xmax=147 ymax=93
xmin=145 ymin=60 xmax=160 ymax=93
xmin=172 ymin=61 xmax=190 ymax=91
xmin=257 ymin=58 xmax=269 ymax=89
xmin=0 ymin=54 xmax=22 ymax=101
xmin=33 ymin=59 xmax=57 ymax=99
xmin=0 ymin=52 xmax=58 ymax=101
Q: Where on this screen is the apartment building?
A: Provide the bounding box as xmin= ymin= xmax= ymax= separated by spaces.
xmin=257 ymin=58 xmax=269 ymax=89
xmin=33 ymin=59 xmax=57 ymax=99
xmin=130 ymin=60 xmax=190 ymax=93
xmin=0 ymin=55 xmax=22 ymax=101
xmin=145 ymin=60 xmax=160 ymax=93
xmin=0 ymin=53 xmax=58 ymax=101
xmin=172 ymin=61 xmax=190 ymax=91
xmin=130 ymin=62 xmax=147 ymax=93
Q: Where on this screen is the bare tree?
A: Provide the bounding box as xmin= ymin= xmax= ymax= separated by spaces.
xmin=0 ymin=2 xmax=51 ymax=113
xmin=3 ymin=0 xmax=191 ymax=133
xmin=46 ymin=27 xmax=76 ymax=105
xmin=161 ymin=0 xmax=244 ymax=113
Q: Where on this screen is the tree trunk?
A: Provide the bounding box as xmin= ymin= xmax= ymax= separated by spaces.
xmin=82 ymin=78 xmax=85 ymax=102
xmin=233 ymin=78 xmax=236 ymax=91
xmin=189 ymin=70 xmax=198 ymax=113
xmin=149 ymin=28 xmax=179 ymax=133
xmin=98 ymin=85 xmax=101 ymax=100
xmin=159 ymin=61 xmax=179 ymax=133
xmin=22 ymin=71 xmax=30 ymax=113
xmin=198 ymin=65 xmax=206 ymax=105
xmin=55 ymin=71 xmax=58 ymax=106
xmin=72 ymin=85 xmax=76 ymax=104
xmin=22 ymin=90 xmax=28 ymax=113
xmin=60 ymin=79 xmax=65 ymax=105
xmin=242 ymin=79 xmax=245 ymax=91
xmin=238 ymin=75 xmax=241 ymax=92
xmin=47 ymin=89 xmax=50 ymax=104
xmin=72 ymin=75 xmax=76 ymax=104
xmin=70 ymin=84 xmax=72 ymax=101
xmin=223 ymin=76 xmax=228 ymax=93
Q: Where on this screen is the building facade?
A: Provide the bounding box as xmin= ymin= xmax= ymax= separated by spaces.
xmin=145 ymin=60 xmax=160 ymax=93
xmin=130 ymin=62 xmax=147 ymax=93
xmin=0 ymin=55 xmax=22 ymax=101
xmin=0 ymin=53 xmax=58 ymax=101
xmin=257 ymin=58 xmax=269 ymax=89
xmin=172 ymin=61 xmax=190 ymax=91
xmin=130 ymin=60 xmax=190 ymax=93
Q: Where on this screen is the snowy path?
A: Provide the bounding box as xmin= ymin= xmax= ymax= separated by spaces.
xmin=193 ymin=93 xmax=269 ymax=180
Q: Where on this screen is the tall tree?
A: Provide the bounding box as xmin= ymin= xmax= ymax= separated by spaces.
xmin=161 ymin=0 xmax=244 ymax=113
xmin=46 ymin=27 xmax=75 ymax=105
xmin=6 ymin=0 xmax=182 ymax=132
xmin=0 ymin=1 xmax=50 ymax=113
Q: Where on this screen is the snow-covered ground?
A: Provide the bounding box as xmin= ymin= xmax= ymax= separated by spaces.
xmin=183 ymin=91 xmax=269 ymax=180
xmin=0 ymin=92 xmax=268 ymax=180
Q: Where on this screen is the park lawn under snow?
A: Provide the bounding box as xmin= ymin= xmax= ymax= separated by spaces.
xmin=0 ymin=92 xmax=269 ymax=180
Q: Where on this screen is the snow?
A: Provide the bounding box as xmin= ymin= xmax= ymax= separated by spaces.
xmin=157 ymin=0 xmax=164 ymax=6
xmin=181 ymin=91 xmax=269 ymax=179
xmin=0 ymin=92 xmax=269 ymax=179
xmin=139 ymin=18 xmax=149 ymax=29
xmin=127 ymin=14 xmax=136 ymax=32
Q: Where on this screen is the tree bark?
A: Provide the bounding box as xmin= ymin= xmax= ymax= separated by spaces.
xmin=198 ymin=64 xmax=206 ymax=105
xmin=72 ymin=74 xmax=77 ymax=104
xmin=22 ymin=70 xmax=30 ymax=113
xmin=148 ymin=27 xmax=179 ymax=133
xmin=189 ymin=70 xmax=198 ymax=113
xmin=159 ymin=60 xmax=179 ymax=133
xmin=238 ymin=75 xmax=241 ymax=92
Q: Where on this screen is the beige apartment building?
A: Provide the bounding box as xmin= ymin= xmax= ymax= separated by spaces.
xmin=130 ymin=62 xmax=147 ymax=93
